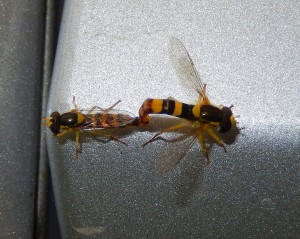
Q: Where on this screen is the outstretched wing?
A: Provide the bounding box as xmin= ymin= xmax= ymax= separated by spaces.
xmin=155 ymin=134 xmax=197 ymax=173
xmin=169 ymin=37 xmax=207 ymax=101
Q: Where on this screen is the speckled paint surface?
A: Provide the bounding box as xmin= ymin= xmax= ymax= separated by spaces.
xmin=47 ymin=1 xmax=300 ymax=238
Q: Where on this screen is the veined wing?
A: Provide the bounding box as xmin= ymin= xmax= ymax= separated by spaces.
xmin=155 ymin=133 xmax=197 ymax=173
xmin=79 ymin=108 xmax=136 ymax=117
xmin=169 ymin=37 xmax=207 ymax=100
xmin=141 ymin=118 xmax=198 ymax=173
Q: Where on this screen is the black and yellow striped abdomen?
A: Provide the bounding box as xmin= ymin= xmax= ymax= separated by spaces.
xmin=139 ymin=98 xmax=199 ymax=123
xmin=139 ymin=98 xmax=235 ymax=133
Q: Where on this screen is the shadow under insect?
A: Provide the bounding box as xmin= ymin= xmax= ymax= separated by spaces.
xmin=173 ymin=154 xmax=205 ymax=207
xmin=140 ymin=116 xmax=240 ymax=173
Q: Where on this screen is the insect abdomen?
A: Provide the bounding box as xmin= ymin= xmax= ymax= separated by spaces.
xmin=83 ymin=113 xmax=139 ymax=129
xmin=139 ymin=98 xmax=198 ymax=123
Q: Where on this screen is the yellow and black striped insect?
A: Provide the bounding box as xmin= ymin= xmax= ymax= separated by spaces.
xmin=139 ymin=38 xmax=237 ymax=172
xmin=43 ymin=98 xmax=140 ymax=158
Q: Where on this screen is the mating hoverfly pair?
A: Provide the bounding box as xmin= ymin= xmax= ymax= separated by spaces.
xmin=43 ymin=38 xmax=237 ymax=172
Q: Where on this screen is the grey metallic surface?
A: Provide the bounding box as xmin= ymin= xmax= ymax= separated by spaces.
xmin=47 ymin=1 xmax=300 ymax=238
xmin=36 ymin=0 xmax=58 ymax=238
xmin=0 ymin=0 xmax=45 ymax=238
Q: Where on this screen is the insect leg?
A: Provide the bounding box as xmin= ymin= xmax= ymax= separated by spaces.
xmin=88 ymin=131 xmax=127 ymax=145
xmin=104 ymin=100 xmax=121 ymax=112
xmin=106 ymin=135 xmax=127 ymax=145
xmin=88 ymin=100 xmax=121 ymax=114
xmin=56 ymin=129 xmax=81 ymax=158
xmin=56 ymin=130 xmax=69 ymax=137
xmin=72 ymin=96 xmax=79 ymax=110
xmin=75 ymin=131 xmax=80 ymax=159
xmin=87 ymin=106 xmax=105 ymax=114
xmin=205 ymin=128 xmax=227 ymax=153
xmin=142 ymin=123 xmax=187 ymax=147
xmin=197 ymin=132 xmax=210 ymax=162
xmin=155 ymin=135 xmax=197 ymax=173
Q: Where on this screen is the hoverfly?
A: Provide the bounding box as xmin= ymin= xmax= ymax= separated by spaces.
xmin=43 ymin=97 xmax=140 ymax=158
xmin=139 ymin=37 xmax=237 ymax=172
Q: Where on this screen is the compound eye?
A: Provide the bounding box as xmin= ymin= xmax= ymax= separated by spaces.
xmin=50 ymin=122 xmax=60 ymax=134
xmin=50 ymin=111 xmax=61 ymax=124
xmin=218 ymin=119 xmax=231 ymax=133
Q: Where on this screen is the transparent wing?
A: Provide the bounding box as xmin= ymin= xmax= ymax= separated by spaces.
xmin=155 ymin=134 xmax=197 ymax=173
xmin=79 ymin=108 xmax=135 ymax=117
xmin=169 ymin=37 xmax=207 ymax=100
xmin=74 ymin=99 xmax=128 ymax=115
